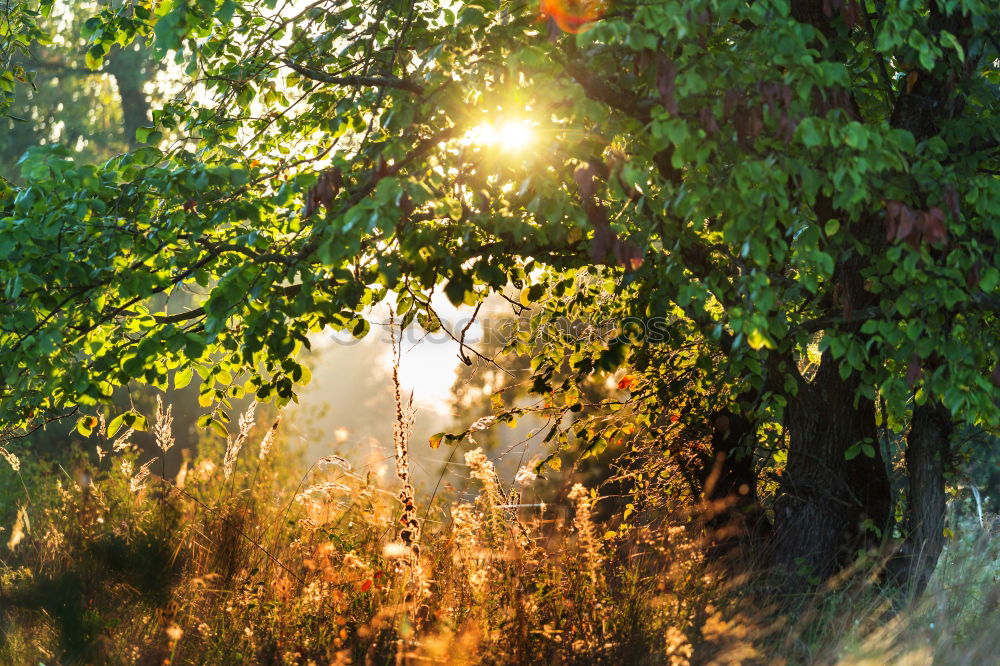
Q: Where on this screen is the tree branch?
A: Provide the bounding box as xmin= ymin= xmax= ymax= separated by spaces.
xmin=283 ymin=59 xmax=423 ymax=94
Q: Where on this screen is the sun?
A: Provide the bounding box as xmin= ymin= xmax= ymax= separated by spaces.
xmin=465 ymin=119 xmax=536 ymax=151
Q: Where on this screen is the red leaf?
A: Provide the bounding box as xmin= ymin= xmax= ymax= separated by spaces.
xmin=359 ymin=579 xmax=373 ymax=592
xmin=540 ymin=0 xmax=606 ymax=34
xmin=613 ymin=238 xmax=644 ymax=271
xmin=921 ymin=207 xmax=948 ymax=245
xmin=895 ymin=204 xmax=918 ymax=243
xmin=617 ymin=375 xmax=634 ymax=390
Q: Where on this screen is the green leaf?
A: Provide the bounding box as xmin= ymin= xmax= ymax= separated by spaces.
xmin=85 ymin=44 xmax=105 ymax=70
xmin=216 ymin=0 xmax=238 ymax=23
xmin=135 ymin=127 xmax=163 ymax=144
xmin=210 ymin=420 xmax=229 ymax=438
xmin=76 ymin=415 xmax=97 ymax=437
xmin=444 ymin=276 xmax=472 ymax=307
xmin=5 ymin=274 xmax=22 ymax=299
xmin=174 ymin=366 xmax=194 ymax=390
xmin=939 ymin=30 xmax=964 ymax=62
xmin=107 ymin=413 xmax=126 ymax=438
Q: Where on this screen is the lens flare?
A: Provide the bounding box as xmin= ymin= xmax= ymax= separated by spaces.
xmin=465 ymin=120 xmax=535 ymax=151
xmin=539 ymin=0 xmax=608 ymax=34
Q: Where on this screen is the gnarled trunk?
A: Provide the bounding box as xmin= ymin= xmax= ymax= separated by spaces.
xmin=773 ymin=353 xmax=891 ymax=587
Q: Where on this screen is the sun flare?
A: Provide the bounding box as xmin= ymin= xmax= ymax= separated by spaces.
xmin=465 ymin=119 xmax=536 ymax=151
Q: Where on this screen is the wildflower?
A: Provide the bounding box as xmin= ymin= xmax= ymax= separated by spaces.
xmin=223 ymin=401 xmax=257 ymax=480
xmin=130 ymin=457 xmax=158 ymax=493
xmin=0 ymin=446 xmax=20 ymax=472
xmin=465 ymin=448 xmax=493 ymax=484
xmin=391 ymin=334 xmax=420 ymax=557
xmin=112 ymin=426 xmax=135 ymax=453
xmin=469 ymin=415 xmax=496 ymax=431
xmin=317 ymin=454 xmax=351 ymax=471
xmin=258 ymin=418 xmax=279 ymax=460
xmin=514 ymin=466 xmax=538 ymax=486
xmin=569 ymin=483 xmax=603 ymax=587
xmin=153 ymin=395 xmax=175 ymax=453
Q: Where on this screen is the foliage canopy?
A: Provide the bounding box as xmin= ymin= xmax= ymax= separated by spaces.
xmin=0 ymin=0 xmax=997 ymax=555
xmin=2 ymin=0 xmax=997 ymax=427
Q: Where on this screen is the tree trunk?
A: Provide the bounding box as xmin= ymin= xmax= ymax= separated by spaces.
xmin=106 ymin=45 xmax=151 ymax=148
xmin=888 ymin=401 xmax=951 ymax=600
xmin=772 ymin=353 xmax=891 ymax=587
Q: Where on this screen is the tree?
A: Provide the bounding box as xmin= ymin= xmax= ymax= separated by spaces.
xmin=0 ymin=0 xmax=997 ymax=592
xmin=2 ymin=0 xmax=173 ymax=181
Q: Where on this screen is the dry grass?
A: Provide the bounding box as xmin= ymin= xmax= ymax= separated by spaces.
xmin=0 ymin=396 xmax=997 ymax=665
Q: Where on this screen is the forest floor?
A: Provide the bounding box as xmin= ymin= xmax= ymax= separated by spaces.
xmin=1 ymin=403 xmax=998 ymax=665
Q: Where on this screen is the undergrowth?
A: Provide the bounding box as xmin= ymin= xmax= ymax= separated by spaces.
xmin=0 ymin=392 xmax=997 ymax=665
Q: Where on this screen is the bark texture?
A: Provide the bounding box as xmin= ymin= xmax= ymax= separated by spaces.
xmin=889 ymin=401 xmax=952 ymax=600
xmin=773 ymin=353 xmax=891 ymax=587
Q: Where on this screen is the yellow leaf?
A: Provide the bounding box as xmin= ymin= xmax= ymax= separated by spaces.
xmin=747 ymin=328 xmax=775 ymax=350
